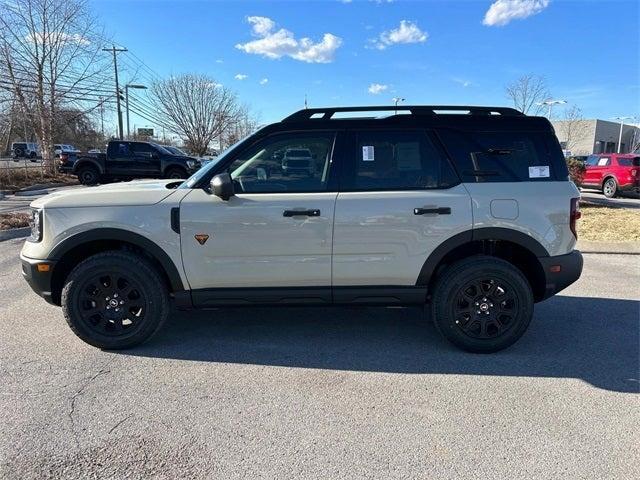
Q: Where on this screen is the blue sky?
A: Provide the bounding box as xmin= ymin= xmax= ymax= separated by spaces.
xmin=92 ymin=0 xmax=639 ymax=129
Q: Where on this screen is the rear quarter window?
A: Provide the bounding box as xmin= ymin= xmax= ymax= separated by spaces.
xmin=437 ymin=130 xmax=568 ymax=182
xmin=618 ymin=157 xmax=640 ymax=167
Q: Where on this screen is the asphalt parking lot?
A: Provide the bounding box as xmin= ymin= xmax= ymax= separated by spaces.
xmin=0 ymin=238 xmax=638 ymax=479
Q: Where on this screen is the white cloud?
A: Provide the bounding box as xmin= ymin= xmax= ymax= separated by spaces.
xmin=368 ymin=83 xmax=388 ymax=94
xmin=483 ymin=0 xmax=550 ymax=27
xmin=234 ymin=74 xmax=248 ymax=80
xmin=259 ymin=78 xmax=269 ymax=85
xmin=236 ymin=16 xmax=342 ymax=63
xmin=26 ymin=32 xmax=90 ymax=46
xmin=215 ymin=59 xmax=224 ymax=63
xmin=370 ymin=20 xmax=428 ymax=50
xmin=452 ymin=77 xmax=472 ymax=87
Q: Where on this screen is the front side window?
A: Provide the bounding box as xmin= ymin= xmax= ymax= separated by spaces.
xmin=131 ymin=143 xmax=155 ymax=154
xmin=227 ymin=132 xmax=335 ymax=193
xmin=585 ymin=155 xmax=600 ymax=166
xmin=348 ymin=130 xmax=458 ymax=191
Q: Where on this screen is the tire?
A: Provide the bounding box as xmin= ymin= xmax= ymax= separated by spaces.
xmin=602 ymin=177 xmax=617 ymax=198
xmin=61 ymin=251 xmax=170 ymax=349
xmin=165 ymin=167 xmax=187 ymax=179
xmin=29 ymin=151 xmax=36 ymax=159
xmin=430 ymin=255 xmax=534 ymax=353
xmin=77 ymin=165 xmax=100 ymax=185
xmin=13 ymin=148 xmax=23 ymax=158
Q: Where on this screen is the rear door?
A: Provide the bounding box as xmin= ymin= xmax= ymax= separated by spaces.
xmin=130 ymin=142 xmax=162 ymax=176
xmin=332 ymin=129 xmax=472 ymax=294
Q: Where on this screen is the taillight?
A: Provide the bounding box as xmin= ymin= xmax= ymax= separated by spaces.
xmin=631 ymin=168 xmax=638 ymax=177
xmin=570 ymin=198 xmax=581 ymax=239
xmin=59 ymin=153 xmax=69 ymax=163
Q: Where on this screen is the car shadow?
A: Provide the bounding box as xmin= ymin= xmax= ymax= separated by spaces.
xmin=123 ymin=295 xmax=639 ymax=394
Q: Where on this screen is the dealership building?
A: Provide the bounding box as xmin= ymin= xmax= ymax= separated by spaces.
xmin=551 ymin=119 xmax=639 ymax=156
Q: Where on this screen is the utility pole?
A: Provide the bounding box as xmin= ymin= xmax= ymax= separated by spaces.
xmin=102 ymin=45 xmax=127 ymax=139
xmin=124 ymin=84 xmax=147 ymax=138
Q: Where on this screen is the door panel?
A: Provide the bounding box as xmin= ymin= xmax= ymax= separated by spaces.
xmin=332 ymin=186 xmax=472 ymax=286
xmin=180 ymin=189 xmax=337 ymax=290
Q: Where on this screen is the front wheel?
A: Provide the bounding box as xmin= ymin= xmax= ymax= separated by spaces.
xmin=431 ymin=256 xmax=534 ymax=353
xmin=61 ymin=251 xmax=170 ymax=349
xmin=165 ymin=167 xmax=187 ymax=179
xmin=77 ymin=165 xmax=100 ymax=185
xmin=602 ymin=178 xmax=617 ymax=198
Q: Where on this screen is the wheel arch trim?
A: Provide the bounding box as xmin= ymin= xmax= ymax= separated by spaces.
xmin=73 ymin=158 xmax=104 ymax=174
xmin=49 ymin=228 xmax=185 ymax=292
xmin=416 ymin=227 xmax=549 ymax=286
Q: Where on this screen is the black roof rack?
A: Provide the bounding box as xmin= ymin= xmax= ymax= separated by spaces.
xmin=282 ymin=105 xmax=524 ymax=122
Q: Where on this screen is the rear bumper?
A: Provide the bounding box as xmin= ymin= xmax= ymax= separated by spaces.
xmin=21 ymin=254 xmax=57 ymax=305
xmin=538 ymin=250 xmax=583 ymax=300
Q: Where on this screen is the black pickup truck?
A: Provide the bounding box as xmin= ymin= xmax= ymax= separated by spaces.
xmin=59 ymin=140 xmax=201 ymax=185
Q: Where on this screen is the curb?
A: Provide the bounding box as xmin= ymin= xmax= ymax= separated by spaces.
xmin=577 ymin=241 xmax=640 ymax=255
xmin=14 ymin=189 xmax=49 ymax=197
xmin=0 ymin=227 xmax=30 ymax=242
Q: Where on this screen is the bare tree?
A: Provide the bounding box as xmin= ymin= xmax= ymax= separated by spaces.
xmin=630 ymin=128 xmax=640 ymax=154
xmin=220 ymin=105 xmax=260 ymax=149
xmin=0 ymin=0 xmax=109 ymax=168
xmin=557 ymin=106 xmax=590 ymax=154
xmin=505 ymin=74 xmax=551 ymax=115
xmin=150 ymin=74 xmax=241 ymax=156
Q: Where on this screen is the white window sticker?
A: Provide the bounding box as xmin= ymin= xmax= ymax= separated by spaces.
xmin=362 ymin=145 xmax=375 ymax=162
xmin=529 ymin=166 xmax=550 ymax=178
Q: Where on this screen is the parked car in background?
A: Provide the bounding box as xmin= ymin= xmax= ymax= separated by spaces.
xmin=11 ymin=142 xmax=40 ymax=161
xmin=59 ymin=140 xmax=202 ymax=185
xmin=281 ymin=148 xmax=315 ymax=176
xmin=164 ymin=145 xmax=188 ymax=156
xmin=580 ymin=153 xmax=640 ymax=197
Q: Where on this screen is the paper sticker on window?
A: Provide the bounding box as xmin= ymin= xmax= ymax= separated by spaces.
xmin=529 ymin=166 xmax=550 ymax=178
xmin=362 ymin=145 xmax=375 ymax=162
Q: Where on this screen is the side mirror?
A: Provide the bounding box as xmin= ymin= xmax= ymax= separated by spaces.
xmin=210 ymin=173 xmax=234 ymax=200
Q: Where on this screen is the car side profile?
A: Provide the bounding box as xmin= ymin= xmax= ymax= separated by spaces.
xmin=580 ymin=153 xmax=640 ymax=197
xmin=21 ymin=105 xmax=583 ymax=353
xmin=11 ymin=142 xmax=40 ymax=161
xmin=59 ymin=140 xmax=202 ymax=185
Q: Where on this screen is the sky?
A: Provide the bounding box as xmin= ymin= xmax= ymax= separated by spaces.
xmin=91 ymin=0 xmax=640 ymax=132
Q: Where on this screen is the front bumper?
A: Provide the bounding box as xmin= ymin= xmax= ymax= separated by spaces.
xmin=538 ymin=250 xmax=583 ymax=300
xmin=21 ymin=254 xmax=57 ymax=305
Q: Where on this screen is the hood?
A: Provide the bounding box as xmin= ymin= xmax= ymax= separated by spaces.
xmin=31 ymin=179 xmax=183 ymax=209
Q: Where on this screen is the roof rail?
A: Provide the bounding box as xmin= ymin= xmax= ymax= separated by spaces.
xmin=282 ymin=105 xmax=524 ymax=122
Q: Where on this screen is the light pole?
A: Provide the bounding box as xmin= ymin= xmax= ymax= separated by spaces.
xmin=613 ymin=116 xmax=634 ymax=153
xmin=125 ymin=84 xmax=147 ymax=138
xmin=392 ymin=97 xmax=405 ymax=115
xmin=537 ymin=99 xmax=567 ymax=119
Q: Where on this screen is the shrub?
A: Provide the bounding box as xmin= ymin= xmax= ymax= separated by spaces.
xmin=566 ymin=157 xmax=586 ymax=185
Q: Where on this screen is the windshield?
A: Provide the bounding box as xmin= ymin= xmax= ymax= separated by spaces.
xmin=167 ymin=146 xmax=187 ymax=156
xmin=151 ymin=143 xmax=171 ymax=155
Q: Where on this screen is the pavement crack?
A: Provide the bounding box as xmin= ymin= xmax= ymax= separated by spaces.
xmin=67 ymin=357 xmax=116 ymax=450
xmin=108 ymin=413 xmax=133 ymax=435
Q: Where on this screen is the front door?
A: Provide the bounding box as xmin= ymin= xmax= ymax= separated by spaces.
xmin=129 ymin=142 xmax=161 ymax=176
xmin=179 ymin=131 xmax=339 ymax=305
xmin=332 ymin=129 xmax=472 ymax=292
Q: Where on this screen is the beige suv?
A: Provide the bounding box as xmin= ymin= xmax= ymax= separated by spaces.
xmin=20 ymin=105 xmax=583 ymax=353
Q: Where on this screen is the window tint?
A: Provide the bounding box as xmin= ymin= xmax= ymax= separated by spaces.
xmin=618 ymin=157 xmax=640 ymax=167
xmin=348 ymin=130 xmax=458 ymax=191
xmin=438 ymin=130 xmax=563 ymax=182
xmin=110 ymin=143 xmax=131 ymax=156
xmin=131 ymin=143 xmax=155 ymax=154
xmin=227 ymin=133 xmax=334 ymax=193
xmin=585 ymin=155 xmax=600 ymax=166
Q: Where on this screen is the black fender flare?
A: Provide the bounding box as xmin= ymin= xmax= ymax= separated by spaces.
xmin=49 ymin=228 xmax=185 ymax=292
xmin=416 ymin=227 xmax=549 ymax=285
xmin=73 ymin=158 xmax=104 ymax=175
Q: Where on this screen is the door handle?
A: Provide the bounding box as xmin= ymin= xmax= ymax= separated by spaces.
xmin=414 ymin=207 xmax=451 ymax=215
xmin=283 ymin=209 xmax=321 ymax=217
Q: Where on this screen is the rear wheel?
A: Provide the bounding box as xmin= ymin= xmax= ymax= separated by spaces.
xmin=431 ymin=255 xmax=534 ymax=353
xmin=602 ymin=178 xmax=617 ymax=198
xmin=61 ymin=251 xmax=169 ymax=349
xmin=165 ymin=167 xmax=187 ymax=179
xmin=77 ymin=165 xmax=100 ymax=185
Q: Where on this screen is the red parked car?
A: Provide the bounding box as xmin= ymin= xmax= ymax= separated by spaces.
xmin=581 ymin=153 xmax=640 ymax=198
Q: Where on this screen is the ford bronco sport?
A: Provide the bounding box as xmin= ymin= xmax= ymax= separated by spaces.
xmin=21 ymin=105 xmax=583 ymax=353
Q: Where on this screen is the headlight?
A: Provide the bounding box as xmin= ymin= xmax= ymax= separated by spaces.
xmin=29 ymin=208 xmax=42 ymax=242
xmin=186 ymin=160 xmax=196 ymax=169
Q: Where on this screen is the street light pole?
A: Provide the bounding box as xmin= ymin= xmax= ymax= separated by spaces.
xmin=125 ymin=84 xmax=147 ymax=139
xmin=537 ymin=99 xmax=567 ymax=119
xmin=613 ymin=116 xmax=633 ymax=153
xmin=392 ymin=97 xmax=405 ymax=115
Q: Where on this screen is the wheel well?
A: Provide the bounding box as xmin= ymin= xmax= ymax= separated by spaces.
xmin=601 ymin=175 xmax=616 ymax=186
xmin=426 ymin=239 xmax=546 ymax=302
xmin=50 ymin=239 xmax=174 ymax=306
xmin=164 ymin=165 xmax=187 ymax=174
xmin=74 ymin=161 xmax=100 ymax=173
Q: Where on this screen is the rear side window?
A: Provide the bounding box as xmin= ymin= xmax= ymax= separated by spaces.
xmin=345 ymin=130 xmax=459 ymax=191
xmin=438 ymin=130 xmax=567 ymax=182
xmin=618 ymin=157 xmax=640 ymax=167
